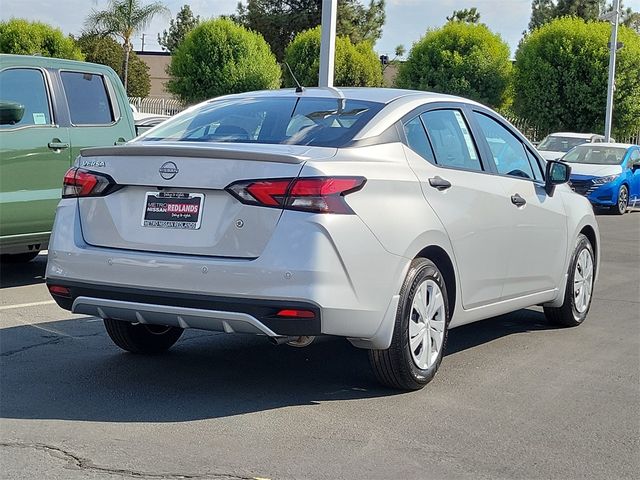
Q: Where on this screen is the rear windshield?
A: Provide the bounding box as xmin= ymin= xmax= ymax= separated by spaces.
xmin=563 ymin=146 xmax=626 ymax=165
xmin=537 ymin=135 xmax=591 ymax=152
xmin=137 ymin=97 xmax=384 ymax=147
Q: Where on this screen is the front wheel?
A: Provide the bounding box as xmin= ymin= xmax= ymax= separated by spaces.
xmin=369 ymin=258 xmax=450 ymax=390
xmin=544 ymin=234 xmax=595 ymax=327
xmin=104 ymin=319 xmax=183 ymax=354
xmin=615 ymin=185 xmax=628 ymax=215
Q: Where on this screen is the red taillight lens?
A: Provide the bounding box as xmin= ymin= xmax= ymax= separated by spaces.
xmin=226 ymin=176 xmax=366 ymax=214
xmin=276 ymin=309 xmax=316 ymax=319
xmin=62 ymin=168 xmax=117 ymax=198
xmin=48 ymin=285 xmax=71 ymax=297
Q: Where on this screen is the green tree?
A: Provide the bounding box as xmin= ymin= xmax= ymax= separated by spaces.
xmin=529 ymin=0 xmax=556 ymax=29
xmin=158 ymin=4 xmax=200 ymax=53
xmin=513 ymin=17 xmax=640 ymax=138
xmin=395 ymin=22 xmax=512 ymax=109
xmin=0 ymin=19 xmax=83 ymax=60
xmin=528 ymin=1 xmax=638 ymax=30
xmin=283 ymin=26 xmax=382 ymax=87
xmin=446 ymin=7 xmax=481 ymax=23
xmin=233 ymin=0 xmax=385 ymax=61
xmin=167 ymin=18 xmax=281 ymax=103
xmin=76 ymin=34 xmax=150 ymax=97
xmin=85 ymin=0 xmax=168 ymax=92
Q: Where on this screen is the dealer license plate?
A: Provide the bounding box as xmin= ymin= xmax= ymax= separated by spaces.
xmin=142 ymin=192 xmax=204 ymax=229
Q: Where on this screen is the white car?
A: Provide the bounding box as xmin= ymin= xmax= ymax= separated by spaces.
xmin=47 ymin=88 xmax=599 ymax=390
xmin=537 ymin=132 xmax=608 ymax=161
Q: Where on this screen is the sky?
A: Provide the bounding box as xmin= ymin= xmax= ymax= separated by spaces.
xmin=2 ymin=0 xmax=639 ymax=58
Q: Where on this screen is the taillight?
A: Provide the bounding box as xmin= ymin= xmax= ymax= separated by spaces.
xmin=62 ymin=168 xmax=118 ymax=198
xmin=226 ymin=176 xmax=366 ymax=214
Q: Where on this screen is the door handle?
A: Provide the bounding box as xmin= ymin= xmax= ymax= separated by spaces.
xmin=48 ymin=140 xmax=69 ymax=150
xmin=114 ymin=138 xmax=127 ymax=146
xmin=428 ymin=176 xmax=452 ymax=191
xmin=511 ymin=193 xmax=527 ymax=207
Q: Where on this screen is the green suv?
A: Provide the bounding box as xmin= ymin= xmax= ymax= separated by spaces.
xmin=0 ymin=54 xmax=135 ymax=262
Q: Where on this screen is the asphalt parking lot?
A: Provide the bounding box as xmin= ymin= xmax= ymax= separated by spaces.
xmin=1 ymin=211 xmax=638 ymax=480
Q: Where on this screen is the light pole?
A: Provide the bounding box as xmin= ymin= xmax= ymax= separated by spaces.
xmin=603 ymin=0 xmax=621 ymax=142
xmin=319 ymin=0 xmax=337 ymax=88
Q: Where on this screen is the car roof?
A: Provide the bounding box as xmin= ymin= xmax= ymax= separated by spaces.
xmin=0 ymin=53 xmax=117 ymax=74
xmin=548 ymin=132 xmax=603 ymax=138
xmin=213 ymin=87 xmax=478 ymax=106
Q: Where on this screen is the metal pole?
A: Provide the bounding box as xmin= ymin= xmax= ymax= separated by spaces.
xmin=319 ymin=0 xmax=337 ymax=87
xmin=604 ymin=0 xmax=620 ymax=142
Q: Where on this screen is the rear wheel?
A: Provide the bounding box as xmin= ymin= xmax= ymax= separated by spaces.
xmin=104 ymin=319 xmax=183 ymax=354
xmin=544 ymin=234 xmax=594 ymax=327
xmin=369 ymin=258 xmax=449 ymax=390
xmin=0 ymin=251 xmax=40 ymax=263
xmin=615 ymin=185 xmax=628 ymax=215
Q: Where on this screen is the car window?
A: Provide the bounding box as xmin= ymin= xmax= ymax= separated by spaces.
xmin=0 ymin=68 xmax=51 ymax=128
xmin=420 ymin=110 xmax=482 ymax=171
xmin=525 ymin=147 xmax=544 ymax=181
xmin=563 ymin=146 xmax=627 ymax=165
xmin=139 ymin=97 xmax=384 ymax=148
xmin=61 ymin=71 xmax=114 ymax=125
xmin=402 ymin=116 xmax=435 ymax=163
xmin=628 ymin=149 xmax=640 ymax=166
xmin=537 ymin=135 xmax=588 ymax=152
xmin=473 ymin=112 xmax=537 ymax=180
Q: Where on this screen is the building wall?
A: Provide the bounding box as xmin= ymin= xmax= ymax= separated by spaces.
xmin=135 ymin=51 xmax=172 ymax=98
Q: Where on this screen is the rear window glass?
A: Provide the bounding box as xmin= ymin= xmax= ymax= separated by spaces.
xmin=61 ymin=71 xmax=114 ymax=125
xmin=138 ymin=97 xmax=384 ymax=147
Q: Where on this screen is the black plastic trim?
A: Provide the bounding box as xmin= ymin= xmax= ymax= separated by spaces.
xmin=46 ymin=280 xmax=322 ymax=336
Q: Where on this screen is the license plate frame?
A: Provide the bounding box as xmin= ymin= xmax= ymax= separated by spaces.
xmin=141 ymin=191 xmax=204 ymax=230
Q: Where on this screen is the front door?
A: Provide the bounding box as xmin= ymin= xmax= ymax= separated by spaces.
xmin=0 ymin=67 xmax=71 ymax=240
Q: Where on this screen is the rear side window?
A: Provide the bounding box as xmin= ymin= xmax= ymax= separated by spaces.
xmin=403 ymin=116 xmax=435 ymax=163
xmin=473 ymin=112 xmax=541 ymax=181
xmin=0 ymin=68 xmax=51 ymax=127
xmin=420 ymin=110 xmax=483 ymax=171
xmin=61 ymin=71 xmax=114 ymax=125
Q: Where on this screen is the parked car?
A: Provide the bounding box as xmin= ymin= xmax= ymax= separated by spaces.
xmin=130 ymin=103 xmax=169 ymax=136
xmin=0 ymin=54 xmax=135 ymax=262
xmin=46 ymin=88 xmax=599 ymax=390
xmin=563 ymin=143 xmax=640 ymax=214
xmin=537 ymin=132 xmax=608 ymax=161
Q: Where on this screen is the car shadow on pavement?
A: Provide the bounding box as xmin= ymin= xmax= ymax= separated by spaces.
xmin=0 ymin=253 xmax=47 ymax=289
xmin=0 ymin=308 xmax=556 ymax=424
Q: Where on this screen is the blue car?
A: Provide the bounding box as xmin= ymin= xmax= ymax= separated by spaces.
xmin=563 ymin=143 xmax=640 ymax=215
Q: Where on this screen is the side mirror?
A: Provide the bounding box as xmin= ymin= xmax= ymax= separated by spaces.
xmin=545 ymin=160 xmax=571 ymax=196
xmin=0 ymin=101 xmax=25 ymax=125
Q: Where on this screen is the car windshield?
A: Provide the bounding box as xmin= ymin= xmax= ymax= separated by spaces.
xmin=537 ymin=135 xmax=591 ymax=152
xmin=562 ymin=146 xmax=626 ymax=165
xmin=137 ymin=96 xmax=384 ymax=147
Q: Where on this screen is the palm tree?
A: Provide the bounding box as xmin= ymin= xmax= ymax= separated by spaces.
xmin=86 ymin=0 xmax=168 ymax=92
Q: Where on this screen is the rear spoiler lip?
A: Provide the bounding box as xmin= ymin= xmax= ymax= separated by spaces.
xmin=80 ymin=144 xmax=312 ymax=164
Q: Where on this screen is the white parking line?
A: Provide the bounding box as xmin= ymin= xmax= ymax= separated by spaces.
xmin=0 ymin=300 xmax=56 ymax=311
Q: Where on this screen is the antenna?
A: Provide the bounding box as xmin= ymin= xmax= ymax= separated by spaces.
xmin=283 ymin=62 xmax=304 ymax=93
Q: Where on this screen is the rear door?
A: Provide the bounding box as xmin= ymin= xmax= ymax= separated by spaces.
xmin=401 ymin=105 xmax=514 ymax=309
xmin=469 ymin=110 xmax=567 ymax=298
xmin=0 ymin=66 xmax=71 ymax=239
xmin=59 ymin=68 xmax=135 ymax=161
xmin=628 ymin=148 xmax=640 ymax=206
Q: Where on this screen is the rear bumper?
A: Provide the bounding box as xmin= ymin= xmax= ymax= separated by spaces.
xmin=48 ymin=280 xmax=320 ymax=336
xmin=46 ymin=199 xmax=409 ymax=345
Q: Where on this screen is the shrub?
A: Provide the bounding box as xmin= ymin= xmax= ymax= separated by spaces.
xmin=76 ymin=34 xmax=150 ymax=97
xmin=283 ymin=27 xmax=382 ymax=88
xmin=395 ymin=22 xmax=512 ymax=109
xmin=514 ymin=17 xmax=640 ymax=138
xmin=167 ymin=18 xmax=281 ymax=103
xmin=0 ymin=19 xmax=83 ymax=60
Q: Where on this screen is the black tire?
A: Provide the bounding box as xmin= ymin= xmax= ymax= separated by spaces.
xmin=544 ymin=234 xmax=595 ymax=327
xmin=103 ymin=319 xmax=183 ymax=354
xmin=369 ymin=258 xmax=450 ymax=390
xmin=0 ymin=251 xmax=40 ymax=263
xmin=615 ymin=185 xmax=628 ymax=215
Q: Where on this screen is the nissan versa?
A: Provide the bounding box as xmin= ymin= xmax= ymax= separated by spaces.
xmin=46 ymin=88 xmax=599 ymax=390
